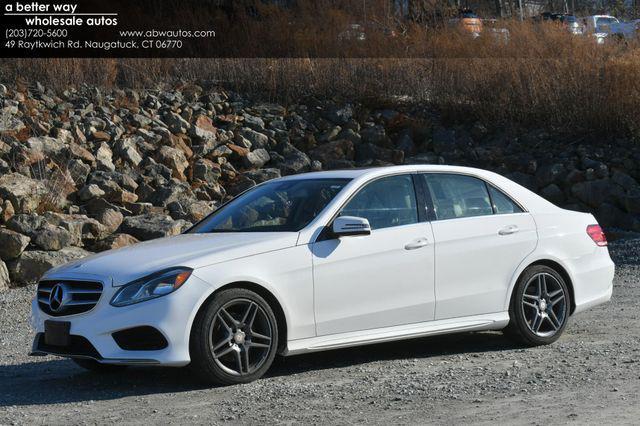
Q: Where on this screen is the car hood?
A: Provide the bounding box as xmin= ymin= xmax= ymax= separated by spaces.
xmin=43 ymin=232 xmax=300 ymax=286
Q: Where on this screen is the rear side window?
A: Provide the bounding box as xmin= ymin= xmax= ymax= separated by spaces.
xmin=488 ymin=185 xmax=523 ymax=215
xmin=340 ymin=175 xmax=418 ymax=230
xmin=423 ymin=174 xmax=493 ymax=220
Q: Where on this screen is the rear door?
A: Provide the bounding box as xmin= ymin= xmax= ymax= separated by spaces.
xmin=420 ymin=173 xmax=537 ymax=320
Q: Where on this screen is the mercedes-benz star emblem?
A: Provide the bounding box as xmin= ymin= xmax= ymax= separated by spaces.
xmin=49 ymin=283 xmax=68 ymax=312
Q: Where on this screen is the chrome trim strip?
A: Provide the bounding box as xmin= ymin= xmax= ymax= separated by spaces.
xmin=28 ymin=350 xmax=161 ymax=365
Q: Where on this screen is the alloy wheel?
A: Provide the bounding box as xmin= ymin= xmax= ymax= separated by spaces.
xmin=208 ymin=298 xmax=274 ymax=376
xmin=521 ymin=273 xmax=568 ymax=337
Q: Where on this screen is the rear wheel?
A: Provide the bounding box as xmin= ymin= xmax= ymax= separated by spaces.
xmin=190 ymin=288 xmax=278 ymax=385
xmin=506 ymin=265 xmax=571 ymax=346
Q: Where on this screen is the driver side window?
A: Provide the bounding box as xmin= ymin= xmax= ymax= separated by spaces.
xmin=340 ymin=175 xmax=418 ymax=230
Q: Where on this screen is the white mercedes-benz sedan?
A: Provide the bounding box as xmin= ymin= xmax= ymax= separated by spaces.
xmin=30 ymin=165 xmax=614 ymax=385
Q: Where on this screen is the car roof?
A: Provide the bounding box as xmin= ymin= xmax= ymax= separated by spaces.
xmin=276 ymin=165 xmax=562 ymax=214
xmin=277 ymin=165 xmax=498 ymax=181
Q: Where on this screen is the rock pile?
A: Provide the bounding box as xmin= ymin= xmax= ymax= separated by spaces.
xmin=0 ymin=83 xmax=639 ymax=288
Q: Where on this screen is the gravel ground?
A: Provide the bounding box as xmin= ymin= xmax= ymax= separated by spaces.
xmin=1 ymin=240 xmax=639 ymax=425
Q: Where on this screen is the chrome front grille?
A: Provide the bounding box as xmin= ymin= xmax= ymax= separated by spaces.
xmin=37 ymin=280 xmax=103 ymax=316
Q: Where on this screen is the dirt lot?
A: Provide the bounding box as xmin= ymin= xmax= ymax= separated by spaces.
xmin=1 ymin=239 xmax=639 ymax=425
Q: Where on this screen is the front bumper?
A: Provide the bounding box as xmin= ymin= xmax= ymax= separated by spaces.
xmin=30 ymin=273 xmax=212 ymax=366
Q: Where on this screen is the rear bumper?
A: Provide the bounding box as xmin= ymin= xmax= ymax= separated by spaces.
xmin=570 ymin=248 xmax=615 ymax=314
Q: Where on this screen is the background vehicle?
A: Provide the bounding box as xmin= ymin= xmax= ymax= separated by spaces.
xmin=449 ymin=9 xmax=483 ymax=37
xmin=536 ymin=13 xmax=584 ymax=35
xmin=609 ymin=19 xmax=640 ymax=40
xmin=483 ymin=18 xmax=510 ymax=43
xmin=338 ymin=21 xmax=398 ymax=42
xmin=30 ymin=166 xmax=614 ymax=385
xmin=559 ymin=14 xmax=584 ymax=35
xmin=338 ymin=23 xmax=366 ymax=42
xmin=581 ymin=15 xmax=620 ymax=43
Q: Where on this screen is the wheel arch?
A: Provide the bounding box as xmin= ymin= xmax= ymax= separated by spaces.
xmin=511 ymin=259 xmax=576 ymax=315
xmin=190 ymin=281 xmax=289 ymax=354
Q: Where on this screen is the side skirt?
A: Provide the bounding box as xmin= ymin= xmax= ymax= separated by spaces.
xmin=285 ymin=312 xmax=510 ymax=356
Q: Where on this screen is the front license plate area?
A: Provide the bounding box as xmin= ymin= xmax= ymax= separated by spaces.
xmin=44 ymin=320 xmax=71 ymax=346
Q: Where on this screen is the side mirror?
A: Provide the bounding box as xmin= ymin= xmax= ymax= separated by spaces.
xmin=332 ymin=216 xmax=371 ymax=237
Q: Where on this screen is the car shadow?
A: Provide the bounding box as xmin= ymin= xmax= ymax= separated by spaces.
xmin=268 ymin=330 xmax=521 ymax=378
xmin=0 ymin=331 xmax=522 ymax=407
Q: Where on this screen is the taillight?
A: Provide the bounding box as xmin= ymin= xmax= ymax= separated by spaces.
xmin=587 ymin=224 xmax=607 ymax=247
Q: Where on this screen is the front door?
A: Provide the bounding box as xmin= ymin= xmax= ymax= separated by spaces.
xmin=312 ymin=174 xmax=436 ymax=336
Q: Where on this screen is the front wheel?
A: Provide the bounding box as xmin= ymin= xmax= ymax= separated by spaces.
xmin=190 ymin=288 xmax=279 ymax=385
xmin=505 ymin=265 xmax=571 ymax=346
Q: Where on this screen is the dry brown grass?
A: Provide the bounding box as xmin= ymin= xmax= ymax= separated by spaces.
xmin=1 ymin=19 xmax=639 ymax=138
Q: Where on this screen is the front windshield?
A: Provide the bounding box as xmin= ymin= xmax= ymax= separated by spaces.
xmin=189 ymin=178 xmax=351 ymax=233
xmin=596 ymin=17 xmax=618 ymax=31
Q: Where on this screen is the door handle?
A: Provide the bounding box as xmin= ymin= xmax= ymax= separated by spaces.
xmin=405 ymin=238 xmax=429 ymax=250
xmin=498 ymin=225 xmax=519 ymax=236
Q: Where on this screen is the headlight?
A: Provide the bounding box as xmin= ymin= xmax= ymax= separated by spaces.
xmin=110 ymin=268 xmax=193 ymax=307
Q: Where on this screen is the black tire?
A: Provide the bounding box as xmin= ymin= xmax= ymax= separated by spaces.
xmin=72 ymin=358 xmax=127 ymax=372
xmin=505 ymin=265 xmax=571 ymax=346
xmin=190 ymin=288 xmax=279 ymax=386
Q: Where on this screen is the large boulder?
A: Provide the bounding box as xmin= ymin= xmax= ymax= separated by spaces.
xmin=158 ymin=146 xmax=189 ymax=180
xmin=244 ymin=168 xmax=281 ymax=184
xmin=147 ymin=181 xmax=195 ymax=207
xmin=164 ymin=112 xmax=191 ymax=134
xmin=309 ymin=140 xmax=355 ymax=164
xmin=88 ymin=171 xmax=138 ymax=193
xmin=168 ymin=200 xmax=214 ymax=222
xmin=432 ymin=128 xmax=456 ymax=154
xmin=571 ymin=179 xmax=617 ymax=208
xmin=68 ymin=142 xmax=96 ymax=165
xmin=1 ymin=199 xmax=15 ymax=223
xmin=95 ymin=233 xmax=139 ymax=252
xmin=361 ymin=124 xmax=388 ymax=146
xmin=536 ymin=164 xmax=566 ymax=188
xmin=95 ymin=208 xmax=124 ymax=234
xmin=243 ymin=148 xmax=271 ymax=169
xmin=355 ymin=143 xmax=404 ymax=165
xmin=95 ymin=142 xmax=116 ymax=171
xmin=0 ymin=228 xmax=30 ymax=261
xmin=540 ymin=184 xmax=565 ymax=205
xmin=279 ymin=149 xmax=311 ymax=175
xmin=324 ymin=104 xmax=353 ymax=125
xmin=6 ymin=214 xmax=45 ymax=237
xmin=25 ymin=136 xmax=67 ymax=158
xmin=625 ymin=189 xmax=640 ymax=214
xmin=115 ymin=137 xmax=143 ymax=166
xmin=241 ymin=113 xmax=266 ymax=130
xmin=78 ymin=184 xmax=106 ymax=201
xmin=190 ymin=115 xmax=218 ymax=143
xmin=0 ymin=260 xmax=9 ymax=291
xmin=120 ymin=214 xmax=189 ymax=241
xmin=86 ymin=171 xmax=138 ymax=205
xmin=0 ymin=115 xmax=25 ymax=136
xmin=0 ymin=173 xmax=48 ymax=214
xmin=611 ymin=170 xmax=638 ymax=191
xmin=225 ymin=175 xmax=256 ymax=196
xmin=192 ymin=159 xmax=222 ymax=183
xmin=236 ymin=128 xmax=269 ymax=149
xmin=32 ymin=224 xmax=73 ymax=251
xmin=8 ymin=247 xmax=92 ymax=285
xmin=43 ymin=212 xmax=107 ymax=244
